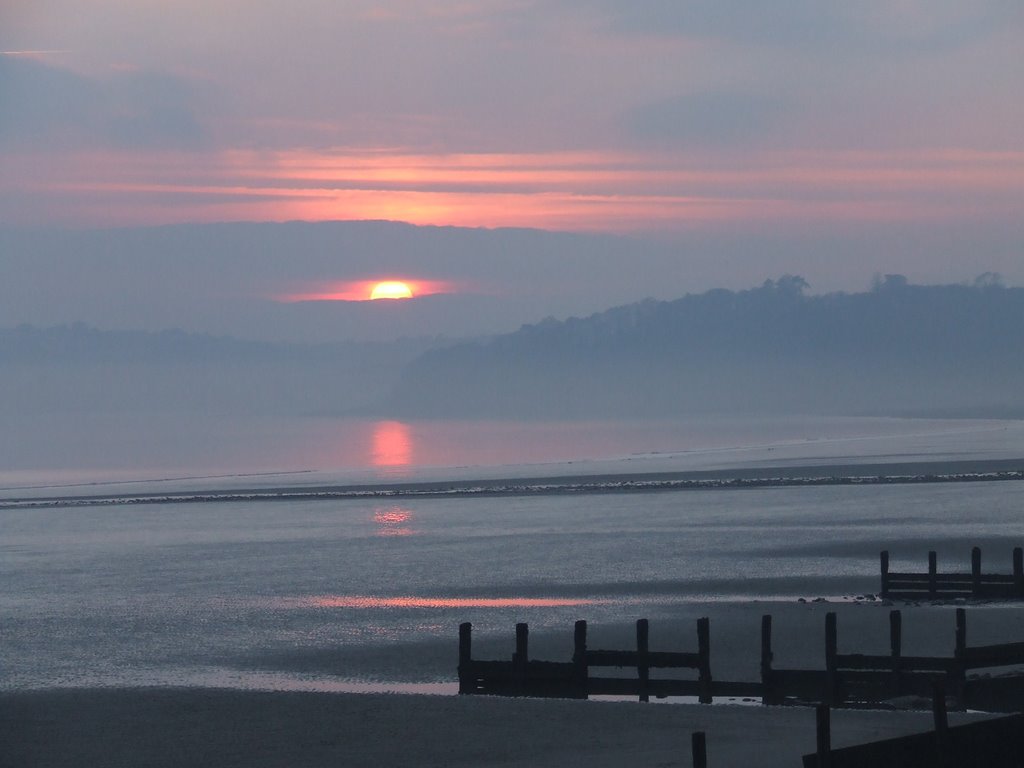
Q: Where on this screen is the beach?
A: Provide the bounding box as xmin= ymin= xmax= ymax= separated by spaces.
xmin=0 ymin=687 xmax=994 ymax=768
xmin=4 ymin=596 xmax=1023 ymax=766
xmin=3 ymin=423 xmax=1024 ymax=765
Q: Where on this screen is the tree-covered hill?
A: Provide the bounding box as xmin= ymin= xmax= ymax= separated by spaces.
xmin=386 ymin=275 xmax=1024 ymax=419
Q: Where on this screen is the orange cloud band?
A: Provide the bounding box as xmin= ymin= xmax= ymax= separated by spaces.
xmin=4 ymin=147 xmax=1022 ymax=231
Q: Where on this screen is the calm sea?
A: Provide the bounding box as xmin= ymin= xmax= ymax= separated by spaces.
xmin=2 ymin=415 xmax=1023 ymax=692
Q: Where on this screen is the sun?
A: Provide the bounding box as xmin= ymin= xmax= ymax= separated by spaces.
xmin=369 ymin=281 xmax=414 ymax=300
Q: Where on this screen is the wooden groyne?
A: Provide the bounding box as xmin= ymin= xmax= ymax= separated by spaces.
xmin=804 ymin=693 xmax=1024 ymax=768
xmin=660 ymin=696 xmax=1024 ymax=767
xmin=458 ymin=609 xmax=1024 ymax=711
xmin=880 ymin=547 xmax=1024 ymax=599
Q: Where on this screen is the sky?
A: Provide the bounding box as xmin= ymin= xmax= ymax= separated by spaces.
xmin=1 ymin=1 xmax=1023 ymax=341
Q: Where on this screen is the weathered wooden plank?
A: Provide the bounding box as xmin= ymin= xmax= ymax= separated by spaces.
xmin=886 ymin=571 xmax=948 ymax=580
xmin=523 ymin=660 xmax=575 ymax=679
xmin=644 ymin=679 xmax=701 ymax=698
xmin=708 ymin=680 xmax=763 ymax=698
xmin=588 ymin=677 xmax=702 ymax=697
xmin=886 ymin=573 xmax=1015 ymax=584
xmin=576 ymin=677 xmax=763 ymax=699
xmin=963 ymin=640 xmax=1024 ymax=667
xmin=839 ymin=669 xmax=942 ymax=686
xmin=770 ymin=669 xmax=829 ymax=700
xmin=834 ymin=654 xmax=959 ymax=672
xmin=804 ymin=713 xmax=1024 ymax=768
xmin=585 ymin=649 xmax=701 ymax=668
xmin=886 ymin=575 xmax=974 ymax=585
xmin=647 ymin=651 xmax=702 ymax=668
xmin=464 ymin=659 xmax=513 ymax=676
xmin=965 ymin=674 xmax=1024 ymax=712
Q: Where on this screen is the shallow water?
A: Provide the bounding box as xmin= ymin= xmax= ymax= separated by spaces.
xmin=3 ymin=475 xmax=1023 ymax=691
xmin=4 ymin=414 xmax=1023 ymax=494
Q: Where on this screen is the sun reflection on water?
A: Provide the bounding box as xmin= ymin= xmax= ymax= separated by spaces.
xmin=373 ymin=505 xmax=415 ymax=536
xmin=297 ymin=596 xmax=606 ymax=609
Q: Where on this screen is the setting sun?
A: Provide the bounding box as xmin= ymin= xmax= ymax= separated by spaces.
xmin=273 ymin=278 xmax=456 ymax=303
xmin=369 ymin=281 xmax=413 ymax=300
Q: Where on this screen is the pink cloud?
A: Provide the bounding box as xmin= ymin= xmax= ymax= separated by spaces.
xmin=2 ymin=146 xmax=1021 ymax=232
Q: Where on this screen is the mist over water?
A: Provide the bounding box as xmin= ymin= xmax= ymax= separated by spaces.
xmin=3 ymin=414 xmax=1023 ymax=492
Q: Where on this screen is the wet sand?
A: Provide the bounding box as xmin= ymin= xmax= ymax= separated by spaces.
xmin=0 ymin=687 xmax=992 ymax=768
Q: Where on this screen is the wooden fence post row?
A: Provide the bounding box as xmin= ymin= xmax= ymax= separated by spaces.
xmin=459 ymin=608 xmax=1024 ymax=710
xmin=881 ymin=546 xmax=1024 ymax=599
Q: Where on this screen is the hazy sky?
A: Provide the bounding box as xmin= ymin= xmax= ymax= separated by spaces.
xmin=2 ymin=1 xmax=1023 ymax=340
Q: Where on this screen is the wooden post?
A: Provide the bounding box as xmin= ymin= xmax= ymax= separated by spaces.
xmin=890 ymin=609 xmax=902 ymax=695
xmin=825 ymin=612 xmax=838 ymax=706
xmin=636 ymin=618 xmax=649 ymax=703
xmin=955 ymin=608 xmax=966 ymax=659
xmin=928 ymin=551 xmax=938 ymax=597
xmin=697 ymin=617 xmax=712 ymax=704
xmin=932 ymin=681 xmax=949 ymax=732
xmin=972 ymin=546 xmax=982 ymax=595
xmin=954 ymin=608 xmax=967 ymax=709
xmin=514 ymin=622 xmax=529 ymax=694
xmin=573 ymin=619 xmax=588 ymax=698
xmin=1014 ymin=547 xmax=1023 ymax=596
xmin=880 ymin=550 xmax=890 ymax=596
xmin=933 ymin=682 xmax=951 ymax=768
xmin=815 ymin=704 xmax=832 ymax=768
xmin=458 ymin=622 xmax=473 ymax=694
xmin=760 ymin=614 xmax=775 ymax=705
xmin=691 ymin=732 xmax=707 ymax=768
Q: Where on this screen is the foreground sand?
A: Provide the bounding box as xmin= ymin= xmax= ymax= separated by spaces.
xmin=0 ymin=687 xmax=991 ymax=768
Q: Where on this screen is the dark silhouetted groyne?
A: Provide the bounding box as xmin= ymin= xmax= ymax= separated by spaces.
xmin=881 ymin=547 xmax=1024 ymax=599
xmin=459 ymin=609 xmax=1024 ymax=712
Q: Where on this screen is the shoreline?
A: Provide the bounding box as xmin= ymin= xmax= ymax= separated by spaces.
xmin=3 ymin=456 xmax=1023 ymax=510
